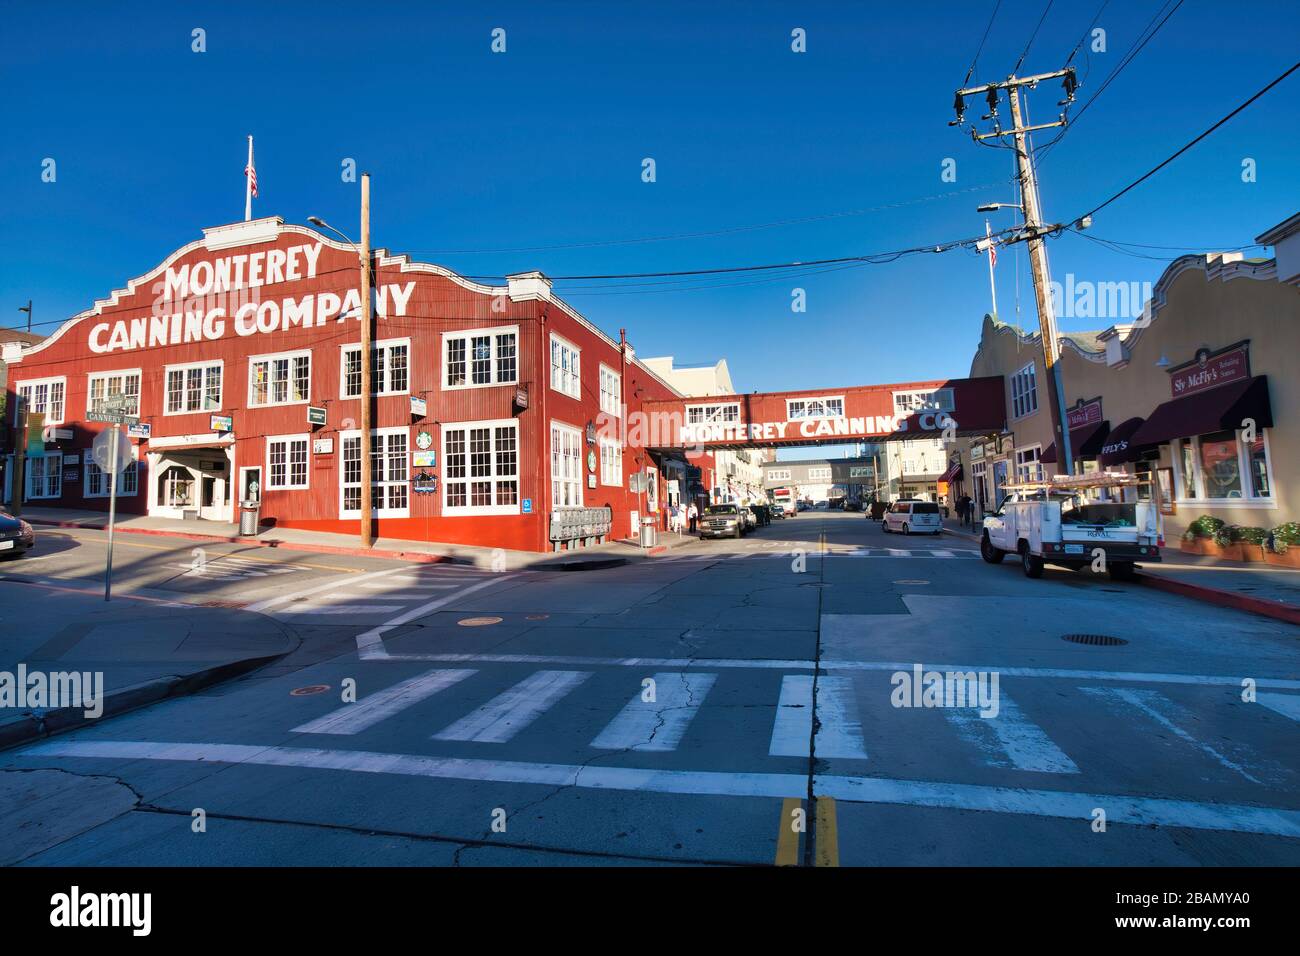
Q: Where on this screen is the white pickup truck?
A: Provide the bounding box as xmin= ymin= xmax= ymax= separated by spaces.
xmin=980 ymin=475 xmax=1163 ymax=580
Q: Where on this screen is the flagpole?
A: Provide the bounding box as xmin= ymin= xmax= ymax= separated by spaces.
xmin=245 ymin=135 xmax=253 ymax=222
xmin=985 ymin=219 xmax=998 ymax=319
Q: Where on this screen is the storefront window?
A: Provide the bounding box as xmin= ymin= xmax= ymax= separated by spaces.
xmin=1247 ymin=437 xmax=1271 ymax=498
xmin=1178 ymin=442 xmax=1197 ymax=499
xmin=1197 ymin=430 xmax=1242 ymax=499
xmin=1134 ymin=461 xmax=1154 ymax=502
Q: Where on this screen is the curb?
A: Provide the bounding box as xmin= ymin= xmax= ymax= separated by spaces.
xmin=543 ymin=556 xmax=629 ymax=572
xmin=0 ymin=652 xmax=284 ymax=753
xmin=26 ymin=517 xmax=453 ymax=564
xmin=1136 ymin=572 xmax=1300 ymax=626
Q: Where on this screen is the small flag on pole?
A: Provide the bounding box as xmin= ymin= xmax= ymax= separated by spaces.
xmin=988 ymin=241 xmax=997 ymax=268
xmin=244 ymin=135 xmax=256 ymax=221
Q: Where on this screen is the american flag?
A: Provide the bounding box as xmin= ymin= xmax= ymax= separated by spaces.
xmin=988 ymin=240 xmax=998 ymax=268
xmin=245 ymin=159 xmax=258 ymax=197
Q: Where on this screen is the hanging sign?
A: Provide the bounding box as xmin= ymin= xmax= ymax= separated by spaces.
xmin=514 ymin=385 xmax=529 ymax=410
xmin=127 ymin=422 xmax=152 ymax=440
xmin=413 ymin=471 xmax=438 ymax=494
xmin=307 ymin=405 xmax=327 ymax=427
xmin=410 ymin=395 xmax=428 ymax=418
xmin=210 ymin=414 xmax=233 ymax=433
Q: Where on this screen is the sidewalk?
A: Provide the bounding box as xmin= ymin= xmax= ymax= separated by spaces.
xmin=941 ymin=516 xmax=1300 ymax=625
xmin=0 ymin=580 xmax=297 ymax=750
xmin=19 ymin=506 xmax=703 ymax=572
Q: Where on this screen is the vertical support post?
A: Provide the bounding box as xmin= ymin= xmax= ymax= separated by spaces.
xmin=360 ymin=172 xmax=374 ymax=548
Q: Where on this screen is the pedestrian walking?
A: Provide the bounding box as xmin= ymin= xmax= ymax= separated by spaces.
xmin=688 ymin=502 xmax=698 ymax=534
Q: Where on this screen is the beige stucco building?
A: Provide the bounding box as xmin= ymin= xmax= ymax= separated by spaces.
xmin=950 ymin=211 xmax=1298 ymax=544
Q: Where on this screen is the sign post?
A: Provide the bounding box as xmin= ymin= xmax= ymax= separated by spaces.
xmin=90 ymin=397 xmax=137 ymax=601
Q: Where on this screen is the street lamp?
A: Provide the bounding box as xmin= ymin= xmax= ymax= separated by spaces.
xmin=308 ymin=189 xmax=375 ymax=548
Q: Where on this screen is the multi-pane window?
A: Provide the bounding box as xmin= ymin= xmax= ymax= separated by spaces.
xmin=1010 ymin=363 xmax=1038 ymax=419
xmin=1015 ymin=446 xmax=1042 ymax=483
xmin=600 ymin=440 xmax=622 ymax=486
xmin=767 ymin=469 xmax=792 ymax=481
xmin=443 ymin=420 xmax=519 ymax=514
xmin=444 ymin=327 xmax=518 ymax=388
xmin=342 ymin=340 xmax=409 ymax=397
xmin=550 ymin=421 xmax=583 ymax=507
xmin=87 ymin=371 xmax=141 ymax=417
xmin=1174 ymin=430 xmax=1273 ymax=501
xmin=165 ymin=362 xmax=222 ymax=414
xmin=807 ymin=467 xmax=832 ymax=481
xmin=85 ymin=460 xmax=138 ymax=497
xmin=25 ymin=453 xmax=62 ymax=499
xmin=787 ymin=396 xmax=844 ymax=420
xmin=266 ymin=435 xmax=309 ymax=489
xmin=250 ymin=352 xmax=311 ymax=407
xmin=15 ymin=377 xmax=66 ymax=425
xmin=686 ymin=403 xmax=740 ymax=425
xmin=341 ymin=427 xmax=409 ymax=516
xmin=894 ymin=388 xmax=956 ymax=417
xmin=600 ymin=366 xmax=622 ymax=416
xmin=550 ymin=335 xmax=581 ymax=398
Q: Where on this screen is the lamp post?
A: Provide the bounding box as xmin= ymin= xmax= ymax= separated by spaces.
xmin=308 ymin=180 xmax=375 ymax=547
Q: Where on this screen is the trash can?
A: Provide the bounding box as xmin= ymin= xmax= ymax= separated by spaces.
xmin=239 ymin=500 xmax=261 ymax=536
xmin=639 ymin=518 xmax=657 ymax=548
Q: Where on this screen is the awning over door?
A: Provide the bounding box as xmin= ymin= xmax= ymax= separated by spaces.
xmin=940 ymin=461 xmax=963 ymax=482
xmin=1130 ymin=375 xmax=1273 ymax=446
xmin=1040 ymin=418 xmax=1110 ymax=464
xmin=1097 ymin=416 xmax=1152 ymax=466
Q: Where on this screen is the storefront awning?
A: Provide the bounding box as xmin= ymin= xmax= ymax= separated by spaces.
xmin=1097 ymin=416 xmax=1151 ymax=466
xmin=1130 ymin=375 xmax=1273 ymax=447
xmin=940 ymin=461 xmax=963 ymax=482
xmin=1040 ymin=418 xmax=1110 ymax=464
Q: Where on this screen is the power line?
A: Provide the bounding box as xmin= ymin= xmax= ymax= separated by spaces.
xmin=1013 ymin=0 xmax=1056 ymax=75
xmin=1076 ymin=59 xmax=1300 ymax=221
xmin=963 ymin=0 xmax=1004 ymax=86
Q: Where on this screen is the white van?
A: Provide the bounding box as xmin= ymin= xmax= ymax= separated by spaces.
xmin=882 ymin=499 xmax=942 ymax=536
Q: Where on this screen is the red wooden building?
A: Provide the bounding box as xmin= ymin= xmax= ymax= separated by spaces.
xmin=3 ymin=217 xmax=713 ymax=553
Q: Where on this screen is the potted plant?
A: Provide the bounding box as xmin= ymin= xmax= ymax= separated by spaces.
xmin=1211 ymin=525 xmax=1240 ymax=561
xmin=1232 ymin=526 xmax=1269 ymax=563
xmin=1180 ymin=515 xmax=1225 ymax=556
xmin=1265 ymin=522 xmax=1300 ymax=568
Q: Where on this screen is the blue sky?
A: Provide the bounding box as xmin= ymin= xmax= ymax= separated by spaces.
xmin=2 ymin=1 xmax=1297 ymax=406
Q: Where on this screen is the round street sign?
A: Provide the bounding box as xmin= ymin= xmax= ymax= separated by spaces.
xmin=92 ymin=428 xmax=134 ymax=475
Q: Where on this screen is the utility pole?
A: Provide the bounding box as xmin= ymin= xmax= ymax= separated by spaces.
xmin=18 ymin=300 xmax=32 ymax=333
xmin=359 ymin=172 xmax=374 ymax=548
xmin=10 ymin=395 xmax=25 ymax=517
xmin=955 ymin=67 xmax=1078 ymax=476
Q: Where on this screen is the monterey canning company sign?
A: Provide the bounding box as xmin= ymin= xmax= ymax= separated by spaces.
xmin=87 ymin=240 xmax=416 ymax=354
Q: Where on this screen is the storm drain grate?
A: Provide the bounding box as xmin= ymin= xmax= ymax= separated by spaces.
xmin=1061 ymin=633 xmax=1129 ymax=646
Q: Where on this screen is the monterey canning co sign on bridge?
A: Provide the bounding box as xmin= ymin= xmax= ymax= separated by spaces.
xmin=641 ymin=378 xmax=1007 ymax=449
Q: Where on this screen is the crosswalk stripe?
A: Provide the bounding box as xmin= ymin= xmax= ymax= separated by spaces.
xmin=770 ymin=675 xmax=868 ymax=760
xmin=358 ymin=581 xmax=458 ymax=590
xmin=432 ymin=670 xmax=591 ymax=743
xmin=1082 ymin=686 xmax=1263 ymax=785
xmin=886 ymin=549 xmax=909 ymax=557
xmin=291 ymin=669 xmax=476 ymax=735
xmin=1257 ymin=692 xmax=1300 ymax=722
xmin=591 ymin=672 xmax=717 ymax=751
xmin=277 ymin=603 xmax=405 ymax=615
xmin=929 ymin=550 xmax=956 ymax=557
xmin=943 ymin=693 xmax=1078 ymax=773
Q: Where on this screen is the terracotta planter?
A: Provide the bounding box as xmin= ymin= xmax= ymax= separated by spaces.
xmin=1264 ymin=548 xmax=1300 ymax=568
xmin=1213 ymin=542 xmax=1243 ymax=561
xmin=1180 ymin=538 xmax=1209 ymax=555
xmin=1236 ymin=543 xmax=1267 ymax=563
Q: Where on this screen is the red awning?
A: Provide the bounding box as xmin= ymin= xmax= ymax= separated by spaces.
xmin=1131 ymin=375 xmax=1273 ymax=446
xmin=1097 ymin=416 xmax=1151 ymax=466
xmin=1040 ymin=418 xmax=1110 ymax=464
xmin=940 ymin=461 xmax=963 ymax=482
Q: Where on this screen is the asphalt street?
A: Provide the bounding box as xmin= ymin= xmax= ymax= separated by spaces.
xmin=3 ymin=511 xmax=1298 ymax=866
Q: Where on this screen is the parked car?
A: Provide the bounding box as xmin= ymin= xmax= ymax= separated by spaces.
xmin=0 ymin=511 xmax=35 ymax=559
xmin=768 ymin=501 xmax=786 ymax=519
xmin=700 ymin=504 xmax=748 ymax=539
xmin=843 ymin=498 xmax=862 ymax=512
xmin=881 ymin=499 xmax=942 ymax=536
xmin=815 ymin=500 xmax=829 ymax=510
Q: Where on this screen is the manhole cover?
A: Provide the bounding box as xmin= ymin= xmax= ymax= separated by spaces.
xmin=458 ymin=616 xmax=503 ymax=627
xmin=893 ymin=579 xmax=930 ymax=586
xmin=290 ymin=684 xmax=331 ymax=696
xmin=1061 ymin=633 xmax=1129 ymax=646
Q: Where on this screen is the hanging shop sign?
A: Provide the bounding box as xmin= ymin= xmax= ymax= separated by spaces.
xmin=585 ymin=422 xmax=597 ymax=445
xmin=413 ymin=471 xmax=438 ymax=494
xmin=127 ymin=422 xmax=152 ymax=440
xmin=1066 ymin=398 xmax=1103 ymax=429
xmin=210 ymin=414 xmax=233 ymax=433
xmin=514 ymin=385 xmax=529 ymax=410
xmin=1169 ymin=342 xmax=1249 ymax=398
xmin=307 ymin=405 xmax=327 ymax=427
xmin=410 ymin=395 xmax=428 ymax=419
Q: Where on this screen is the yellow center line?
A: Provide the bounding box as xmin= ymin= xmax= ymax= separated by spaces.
xmin=775 ymin=796 xmax=803 ymax=866
xmin=814 ymin=796 xmax=840 ymax=867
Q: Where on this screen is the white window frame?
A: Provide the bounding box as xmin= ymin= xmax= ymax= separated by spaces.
xmin=248 ymin=350 xmax=312 ymax=408
xmin=549 ymin=333 xmax=581 ymax=399
xmin=442 ymin=325 xmax=519 ymax=391
xmin=786 ymin=395 xmax=845 ymax=420
xmin=599 ymin=364 xmax=622 ymax=417
xmin=86 ymin=369 xmax=142 ymax=418
xmin=25 ymin=452 xmax=64 ymax=499
xmin=1010 ymin=363 xmax=1038 ymax=420
xmin=339 ymin=425 xmax=410 ymax=518
xmin=599 ymin=438 xmax=623 ymax=487
xmin=14 ymin=376 xmax=67 ymax=425
xmin=1172 ymin=430 xmax=1276 ymax=507
xmin=265 ymin=434 xmax=310 ymax=490
xmin=767 ymin=469 xmax=792 ymax=481
xmin=163 ymin=360 xmax=224 ymax=416
xmin=340 ymin=338 xmax=411 ymax=398
xmin=442 ymin=418 xmax=521 ymax=516
xmin=1015 ymin=444 xmax=1043 ymax=484
xmin=550 ymin=420 xmax=584 ymax=508
xmin=806 ymin=467 xmax=832 ymax=481
xmin=893 ymin=387 xmax=955 ymax=417
xmin=85 ymin=458 xmax=139 ymax=497
xmin=685 ymin=402 xmax=741 ymax=425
